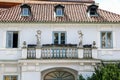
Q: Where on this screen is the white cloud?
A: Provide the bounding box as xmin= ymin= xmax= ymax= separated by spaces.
xmin=95 ymin=0 xmax=120 ymax=14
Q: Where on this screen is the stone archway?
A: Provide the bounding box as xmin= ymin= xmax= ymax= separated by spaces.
xmin=44 ymin=71 xmax=75 ymax=80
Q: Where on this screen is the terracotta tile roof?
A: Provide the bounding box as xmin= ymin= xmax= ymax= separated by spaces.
xmin=0 ymin=2 xmax=21 ymax=8
xmin=0 ymin=0 xmax=94 ymax=3
xmin=0 ymin=8 xmax=8 ymax=15
xmin=0 ymin=8 xmax=7 ymax=12
xmin=50 ymin=0 xmax=94 ymax=3
xmin=0 ymin=2 xmax=120 ymax=23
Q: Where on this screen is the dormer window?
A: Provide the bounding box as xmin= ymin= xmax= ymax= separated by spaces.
xmin=90 ymin=7 xmax=97 ymax=16
xmin=22 ymin=8 xmax=29 ymax=16
xmin=20 ymin=4 xmax=31 ymax=16
xmin=56 ymin=8 xmax=63 ymax=16
xmin=87 ymin=3 xmax=98 ymax=16
xmin=54 ymin=4 xmax=64 ymax=17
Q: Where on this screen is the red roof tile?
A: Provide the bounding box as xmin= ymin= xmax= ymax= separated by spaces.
xmin=50 ymin=0 xmax=94 ymax=3
xmin=0 ymin=2 xmax=120 ymax=23
xmin=0 ymin=8 xmax=7 ymax=12
xmin=0 ymin=8 xmax=8 ymax=15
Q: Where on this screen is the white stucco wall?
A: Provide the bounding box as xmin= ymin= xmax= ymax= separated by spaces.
xmin=0 ymin=23 xmax=120 ymax=60
xmin=0 ymin=49 xmax=21 ymax=60
xmin=21 ymin=72 xmax=40 ymax=80
xmin=0 ymin=23 xmax=100 ymax=48
xmin=20 ymin=60 xmax=95 ymax=80
xmin=0 ymin=64 xmax=19 ymax=80
xmin=0 ymin=61 xmax=96 ymax=80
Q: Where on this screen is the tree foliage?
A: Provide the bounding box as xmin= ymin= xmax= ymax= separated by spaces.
xmin=79 ymin=75 xmax=85 ymax=80
xmin=79 ymin=63 xmax=120 ymax=80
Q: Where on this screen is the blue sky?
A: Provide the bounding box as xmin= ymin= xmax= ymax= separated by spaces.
xmin=95 ymin=0 xmax=120 ymax=14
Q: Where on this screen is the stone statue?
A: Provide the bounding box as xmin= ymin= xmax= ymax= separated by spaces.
xmin=78 ymin=30 xmax=83 ymax=47
xmin=107 ymin=38 xmax=111 ymax=47
xmin=102 ymin=35 xmax=106 ymax=48
xmin=93 ymin=41 xmax=96 ymax=48
xmin=23 ymin=41 xmax=27 ymax=48
xmin=36 ymin=30 xmax=41 ymax=48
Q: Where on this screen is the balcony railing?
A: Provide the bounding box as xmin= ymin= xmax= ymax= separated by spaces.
xmin=27 ymin=45 xmax=36 ymax=59
xmin=27 ymin=44 xmax=78 ymax=59
xmin=41 ymin=47 xmax=78 ymax=59
xmin=25 ymin=44 xmax=96 ymax=59
xmin=83 ymin=48 xmax=92 ymax=59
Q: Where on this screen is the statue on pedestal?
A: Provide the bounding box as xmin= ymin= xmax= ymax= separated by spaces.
xmin=78 ymin=30 xmax=83 ymax=47
xmin=93 ymin=41 xmax=96 ymax=48
xmin=36 ymin=30 xmax=41 ymax=48
xmin=22 ymin=41 xmax=27 ymax=48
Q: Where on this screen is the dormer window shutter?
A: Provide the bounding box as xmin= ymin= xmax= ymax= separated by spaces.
xmin=20 ymin=4 xmax=31 ymax=16
xmin=87 ymin=3 xmax=98 ymax=16
xmin=54 ymin=4 xmax=64 ymax=17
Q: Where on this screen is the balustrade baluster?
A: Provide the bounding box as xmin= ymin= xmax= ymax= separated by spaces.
xmin=27 ymin=48 xmax=36 ymax=59
xmin=41 ymin=47 xmax=78 ymax=59
xmin=83 ymin=48 xmax=92 ymax=59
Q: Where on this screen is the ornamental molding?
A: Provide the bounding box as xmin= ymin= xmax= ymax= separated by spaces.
xmin=18 ymin=59 xmax=101 ymax=64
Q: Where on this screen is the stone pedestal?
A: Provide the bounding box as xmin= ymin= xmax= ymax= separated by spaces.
xmin=78 ymin=48 xmax=83 ymax=58
xmin=92 ymin=48 xmax=98 ymax=59
xmin=22 ymin=48 xmax=27 ymax=59
xmin=36 ymin=48 xmax=41 ymax=59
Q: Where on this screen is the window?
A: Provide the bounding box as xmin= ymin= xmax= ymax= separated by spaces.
xmin=22 ymin=8 xmax=29 ymax=16
xmin=4 ymin=75 xmax=18 ymax=80
xmin=90 ymin=8 xmax=97 ymax=16
xmin=53 ymin=32 xmax=66 ymax=44
xmin=6 ymin=31 xmax=18 ymax=48
xmin=44 ymin=71 xmax=75 ymax=80
xmin=87 ymin=4 xmax=98 ymax=16
xmin=54 ymin=4 xmax=64 ymax=17
xmin=20 ymin=4 xmax=31 ymax=16
xmin=101 ymin=31 xmax=112 ymax=48
xmin=56 ymin=8 xmax=63 ymax=16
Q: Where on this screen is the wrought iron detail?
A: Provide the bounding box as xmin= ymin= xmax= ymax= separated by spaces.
xmin=44 ymin=71 xmax=75 ymax=80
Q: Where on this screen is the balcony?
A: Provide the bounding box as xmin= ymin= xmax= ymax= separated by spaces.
xmin=41 ymin=46 xmax=78 ymax=59
xmin=26 ymin=44 xmax=78 ymax=59
xmin=22 ymin=44 xmax=98 ymax=59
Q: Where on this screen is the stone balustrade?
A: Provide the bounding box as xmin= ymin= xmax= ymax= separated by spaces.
xmin=41 ymin=47 xmax=78 ymax=59
xmin=22 ymin=44 xmax=98 ymax=59
xmin=27 ymin=47 xmax=36 ymax=59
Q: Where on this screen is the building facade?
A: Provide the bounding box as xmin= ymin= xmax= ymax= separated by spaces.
xmin=0 ymin=0 xmax=120 ymax=80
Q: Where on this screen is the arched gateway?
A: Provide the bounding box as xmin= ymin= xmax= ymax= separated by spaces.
xmin=44 ymin=71 xmax=75 ymax=80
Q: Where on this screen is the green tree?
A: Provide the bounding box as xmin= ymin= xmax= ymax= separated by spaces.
xmin=89 ymin=63 xmax=120 ymax=80
xmin=79 ymin=75 xmax=85 ymax=80
xmin=79 ymin=63 xmax=120 ymax=80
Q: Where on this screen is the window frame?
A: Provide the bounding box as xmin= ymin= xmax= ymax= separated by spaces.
xmin=21 ymin=8 xmax=30 ymax=16
xmin=4 ymin=75 xmax=18 ymax=80
xmin=52 ymin=31 xmax=66 ymax=44
xmin=89 ymin=8 xmax=98 ymax=16
xmin=90 ymin=10 xmax=98 ymax=16
xmin=56 ymin=8 xmax=63 ymax=17
xmin=101 ymin=31 xmax=113 ymax=49
xmin=6 ymin=31 xmax=19 ymax=48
